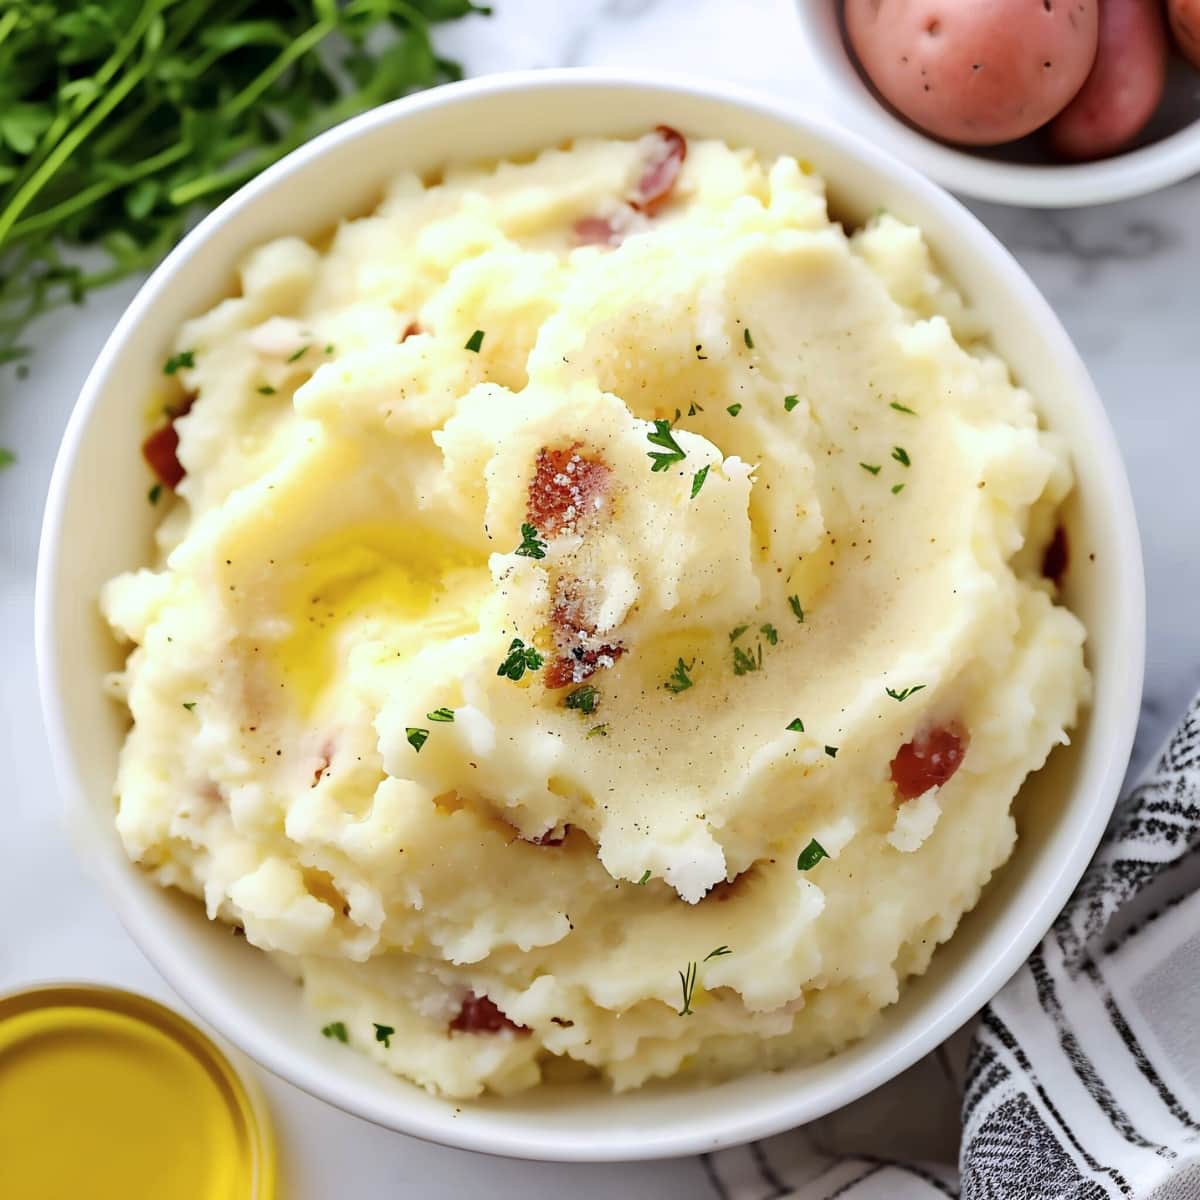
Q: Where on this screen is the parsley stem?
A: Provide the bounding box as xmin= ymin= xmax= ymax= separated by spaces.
xmin=220 ymin=18 xmax=337 ymax=123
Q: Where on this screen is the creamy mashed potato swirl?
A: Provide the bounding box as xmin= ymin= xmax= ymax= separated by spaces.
xmin=103 ymin=131 xmax=1089 ymax=1097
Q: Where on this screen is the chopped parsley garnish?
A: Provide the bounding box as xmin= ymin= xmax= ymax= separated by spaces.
xmin=665 ymin=657 xmax=695 ymax=694
xmin=690 ymin=465 xmax=710 ymax=499
xmin=743 ymin=328 xmax=754 ymax=349
xmin=797 ymin=839 xmax=828 ymax=871
xmin=892 ymin=446 xmax=911 ymax=467
xmin=892 ymin=483 xmax=906 ymax=494
xmin=373 ymin=1023 xmax=394 ymax=1048
xmin=733 ymin=643 xmax=762 ymax=675
xmin=427 ymin=707 xmax=455 ymax=722
xmin=646 ymin=418 xmax=686 ymax=472
xmin=678 ymin=960 xmax=698 ymax=1016
xmin=636 ymin=870 xmax=651 ymax=886
xmin=565 ymin=685 xmax=600 ymax=715
xmin=729 ymin=624 xmax=749 ymax=642
xmin=885 ymin=685 xmax=926 ymax=702
xmin=286 ymin=344 xmax=309 ymax=363
xmin=514 ymin=522 xmax=547 ymax=560
xmin=705 ymin=945 xmax=732 ymax=961
xmin=182 ymin=702 xmax=196 ymax=712
xmin=726 ymin=403 xmax=742 ymax=417
xmin=321 ymin=1021 xmax=348 ymax=1043
xmin=673 ymin=408 xmax=682 ymax=424
xmin=687 ymin=402 xmax=704 ymax=415
xmin=464 ymin=329 xmax=485 ymax=353
xmin=786 ymin=717 xmax=805 ymax=732
xmin=256 ymin=384 xmax=276 ymax=395
xmin=497 ymin=637 xmax=544 ymax=681
xmin=148 ymin=483 xmax=162 ymax=505
xmin=163 ymin=349 xmax=194 ymax=374
xmin=788 ymin=595 xmax=805 ymax=623
xmin=784 ymin=394 xmax=800 ymax=412
xmin=0 ymin=449 xmax=15 ymax=470
xmin=890 ymin=401 xmax=917 ymax=415
xmin=824 ymin=745 xmax=838 ymax=758
xmin=406 ymin=727 xmax=429 ymax=752
xmin=587 ymin=723 xmax=609 ymax=739
xmin=760 ymin=623 xmax=779 ymax=646
xmin=860 ymin=462 xmax=881 ymax=476
xmin=324 ymin=343 xmax=336 ymax=355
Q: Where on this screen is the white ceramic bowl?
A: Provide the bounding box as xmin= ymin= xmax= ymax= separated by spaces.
xmin=795 ymin=1 xmax=1200 ymax=207
xmin=36 ymin=69 xmax=1144 ymax=1161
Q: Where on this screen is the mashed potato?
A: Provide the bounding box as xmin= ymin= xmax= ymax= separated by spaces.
xmin=103 ymin=130 xmax=1089 ymax=1097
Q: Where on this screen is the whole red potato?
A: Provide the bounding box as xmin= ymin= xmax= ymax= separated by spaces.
xmin=1050 ymin=0 xmax=1167 ymax=159
xmin=1169 ymin=0 xmax=1200 ymax=69
xmin=845 ymin=0 xmax=1100 ymax=145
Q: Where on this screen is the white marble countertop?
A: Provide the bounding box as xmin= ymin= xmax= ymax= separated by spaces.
xmin=1 ymin=0 xmax=1197 ymax=1193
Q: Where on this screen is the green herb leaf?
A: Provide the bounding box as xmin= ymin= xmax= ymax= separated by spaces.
xmin=665 ymin=657 xmax=694 ymax=694
xmin=885 ymin=685 xmax=926 ymax=702
xmin=565 ymin=685 xmax=599 ymax=715
xmin=587 ymin=723 xmax=609 ymax=739
xmin=687 ymin=401 xmax=704 ymax=415
xmin=496 ymin=637 xmax=544 ymax=681
xmin=892 ymin=483 xmax=905 ymax=494
xmin=646 ymin=418 xmax=686 ymax=472
xmin=148 ymin=483 xmax=162 ymax=505
xmin=788 ymin=595 xmax=805 ymax=623
xmin=892 ymin=446 xmax=911 ymax=467
xmin=678 ymin=960 xmax=698 ymax=1016
xmin=256 ymin=384 xmax=276 ymax=395
xmin=514 ymin=522 xmax=547 ymax=560
xmin=286 ymin=344 xmax=310 ymax=363
xmin=636 ymin=870 xmax=651 ymax=885
xmin=726 ymin=403 xmax=742 ymax=417
xmin=743 ymin=328 xmax=754 ymax=349
xmin=797 ymin=839 xmax=828 ymax=871
xmin=182 ymin=701 xmax=196 ymax=712
xmin=732 ymin=644 xmax=759 ymax=676
xmin=860 ymin=462 xmax=881 ymax=476
xmin=163 ymin=350 xmax=194 ymax=375
xmin=729 ymin=624 xmax=749 ymax=642
xmin=690 ymin=464 xmax=709 ymax=498
xmin=760 ymin=623 xmax=778 ymax=646
xmin=890 ymin=401 xmax=917 ymax=415
xmin=427 ymin=707 xmax=455 ymax=722
xmin=704 ymin=945 xmax=732 ymax=961
xmin=321 ymin=1021 xmax=348 ymax=1044
xmin=373 ymin=1023 xmax=394 ymax=1048
xmin=464 ymin=329 xmax=485 ymax=353
xmin=824 ymin=745 xmax=838 ymax=758
xmin=406 ymin=727 xmax=429 ymax=752
xmin=324 ymin=343 xmax=335 ymax=355
xmin=784 ymin=394 xmax=799 ymax=412
xmin=786 ymin=717 xmax=804 ymax=732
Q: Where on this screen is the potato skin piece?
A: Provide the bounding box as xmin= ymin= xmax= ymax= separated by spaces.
xmin=845 ymin=0 xmax=1100 ymax=146
xmin=1049 ymin=0 xmax=1168 ymax=160
xmin=1169 ymin=0 xmax=1200 ymax=70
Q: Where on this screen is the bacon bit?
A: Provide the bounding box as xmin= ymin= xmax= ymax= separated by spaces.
xmin=573 ymin=215 xmax=621 ymax=246
xmin=1042 ymin=525 xmax=1068 ymax=588
xmin=400 ymin=321 xmax=423 ymax=341
xmin=545 ymin=574 xmax=625 ymax=689
xmin=632 ymin=125 xmax=687 ymax=216
xmin=544 ymin=645 xmax=625 ymax=690
xmin=141 ymin=396 xmax=194 ymax=490
xmin=527 ymin=446 xmax=611 ymax=537
xmin=890 ymin=724 xmax=968 ymax=802
xmin=449 ymin=993 xmax=529 ymax=1036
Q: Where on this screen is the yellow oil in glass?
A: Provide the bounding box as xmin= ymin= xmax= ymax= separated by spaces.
xmin=0 ymin=986 xmax=273 ymax=1200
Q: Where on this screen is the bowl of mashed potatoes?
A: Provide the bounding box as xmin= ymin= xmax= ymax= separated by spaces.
xmin=36 ymin=71 xmax=1143 ymax=1160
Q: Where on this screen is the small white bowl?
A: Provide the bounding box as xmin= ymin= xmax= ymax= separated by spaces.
xmin=795 ymin=1 xmax=1200 ymax=207
xmin=36 ymin=70 xmax=1144 ymax=1161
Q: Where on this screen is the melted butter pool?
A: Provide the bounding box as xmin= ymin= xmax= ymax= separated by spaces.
xmin=274 ymin=520 xmax=490 ymax=711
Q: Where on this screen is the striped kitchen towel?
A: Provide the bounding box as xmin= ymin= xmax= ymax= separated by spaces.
xmin=704 ymin=693 xmax=1200 ymax=1199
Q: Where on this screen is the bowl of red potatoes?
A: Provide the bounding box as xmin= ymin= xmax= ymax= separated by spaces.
xmin=795 ymin=0 xmax=1200 ymax=206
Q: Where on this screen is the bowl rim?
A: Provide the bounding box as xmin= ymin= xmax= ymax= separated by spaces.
xmin=35 ymin=67 xmax=1146 ymax=1160
xmin=792 ymin=0 xmax=1200 ymax=208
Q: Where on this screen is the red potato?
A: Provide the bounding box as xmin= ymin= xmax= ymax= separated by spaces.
xmin=1169 ymin=0 xmax=1200 ymax=69
xmin=1050 ymin=0 xmax=1168 ymax=159
xmin=845 ymin=0 xmax=1100 ymax=145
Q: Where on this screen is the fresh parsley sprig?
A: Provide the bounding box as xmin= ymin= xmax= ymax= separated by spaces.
xmin=665 ymin=657 xmax=694 ymax=693
xmin=514 ymin=523 xmax=547 ymax=560
xmin=497 ymin=637 xmax=544 ymax=681
xmin=646 ymin=418 xmax=686 ymax=472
